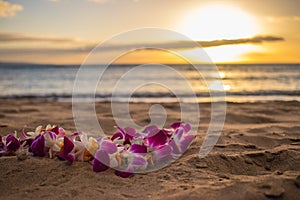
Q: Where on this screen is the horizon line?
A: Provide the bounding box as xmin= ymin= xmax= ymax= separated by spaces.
xmin=1 ymin=61 xmax=300 ymax=66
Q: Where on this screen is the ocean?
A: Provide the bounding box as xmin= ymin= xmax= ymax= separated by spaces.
xmin=0 ymin=63 xmax=299 ymax=103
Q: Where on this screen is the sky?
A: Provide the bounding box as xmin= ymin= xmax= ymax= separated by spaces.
xmin=0 ymin=0 xmax=299 ymax=64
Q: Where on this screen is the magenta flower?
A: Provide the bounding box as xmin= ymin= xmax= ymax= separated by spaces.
xmin=129 ymin=144 xmax=147 ymax=154
xmin=4 ymin=133 xmax=21 ymax=153
xmin=100 ymin=140 xmax=118 ymax=154
xmin=93 ymin=149 xmax=110 ymax=172
xmin=0 ymin=122 xmax=194 ymax=178
xmin=57 ymin=136 xmax=75 ymax=164
xmin=144 ymin=128 xmax=168 ymax=148
xmin=169 ymin=122 xmax=195 ymax=154
xmin=30 ymin=134 xmax=46 ymax=157
xmin=152 ymin=144 xmax=173 ymax=164
xmin=93 ymin=139 xmax=118 ymax=172
xmin=111 ymin=126 xmax=141 ymax=145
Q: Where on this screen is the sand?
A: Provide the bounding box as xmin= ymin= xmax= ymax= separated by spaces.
xmin=0 ymin=99 xmax=299 ymax=200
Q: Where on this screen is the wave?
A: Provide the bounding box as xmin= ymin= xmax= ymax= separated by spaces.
xmin=1 ymin=90 xmax=299 ymax=99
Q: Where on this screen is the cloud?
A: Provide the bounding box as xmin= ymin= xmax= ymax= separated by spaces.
xmin=266 ymin=16 xmax=300 ymax=23
xmin=198 ymin=36 xmax=284 ymax=48
xmin=0 ymin=34 xmax=284 ymax=55
xmin=0 ymin=32 xmax=86 ymax=43
xmin=50 ymin=0 xmax=139 ymax=4
xmin=0 ymin=0 xmax=23 ymax=17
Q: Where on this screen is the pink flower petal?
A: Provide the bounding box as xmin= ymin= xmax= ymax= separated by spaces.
xmin=21 ymin=127 xmax=29 ymax=139
xmin=5 ymin=134 xmax=20 ymax=152
xmin=100 ymin=140 xmax=118 ymax=154
xmin=63 ymin=136 xmax=74 ymax=154
xmin=65 ymin=153 xmax=75 ymax=164
xmin=30 ymin=134 xmax=45 ymax=157
xmin=179 ymin=135 xmax=195 ymax=152
xmin=131 ymin=156 xmax=147 ymax=167
xmin=111 ymin=132 xmax=123 ymax=141
xmin=129 ymin=144 xmax=147 ymax=154
xmin=170 ymin=122 xmax=181 ymax=130
xmin=51 ymin=126 xmax=59 ymax=135
xmin=168 ymin=139 xmax=180 ymax=154
xmin=153 ymin=145 xmax=173 ymax=163
xmin=171 ymin=122 xmax=191 ymax=133
xmin=93 ymin=150 xmax=110 ymax=172
xmin=146 ymin=130 xmax=168 ymax=148
xmin=114 ymin=167 xmax=134 ymax=178
xmin=143 ymin=125 xmax=159 ymax=137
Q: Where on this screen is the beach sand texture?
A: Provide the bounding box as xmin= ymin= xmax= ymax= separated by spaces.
xmin=0 ymin=99 xmax=299 ymax=199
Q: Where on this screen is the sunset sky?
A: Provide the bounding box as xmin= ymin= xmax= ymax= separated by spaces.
xmin=0 ymin=0 xmax=299 ymax=64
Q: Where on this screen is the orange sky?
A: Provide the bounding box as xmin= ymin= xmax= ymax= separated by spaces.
xmin=0 ymin=0 xmax=299 ymax=64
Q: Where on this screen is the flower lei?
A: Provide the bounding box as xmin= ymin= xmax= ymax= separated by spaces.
xmin=0 ymin=122 xmax=194 ymax=178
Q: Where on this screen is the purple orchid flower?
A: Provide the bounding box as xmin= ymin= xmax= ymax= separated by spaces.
xmin=171 ymin=121 xmax=191 ymax=133
xmin=129 ymin=144 xmax=147 ymax=154
xmin=169 ymin=125 xmax=195 ymax=154
xmin=20 ymin=138 xmax=34 ymax=151
xmin=144 ymin=129 xmax=168 ymax=148
xmin=113 ymin=145 xmax=147 ymax=177
xmin=57 ymin=136 xmax=75 ymax=164
xmin=5 ymin=133 xmax=21 ymax=153
xmin=152 ymin=144 xmax=173 ymax=164
xmin=93 ymin=139 xmax=118 ymax=172
xmin=93 ymin=149 xmax=110 ymax=172
xmin=100 ymin=140 xmax=118 ymax=154
xmin=30 ymin=134 xmax=46 ymax=157
xmin=111 ymin=126 xmax=141 ymax=145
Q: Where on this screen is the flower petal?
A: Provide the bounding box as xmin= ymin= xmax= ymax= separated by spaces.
xmin=179 ymin=135 xmax=195 ymax=152
xmin=129 ymin=144 xmax=147 ymax=154
xmin=65 ymin=153 xmax=75 ymax=164
xmin=182 ymin=123 xmax=191 ymax=133
xmin=111 ymin=132 xmax=124 ymax=141
xmin=51 ymin=126 xmax=59 ymax=135
xmin=93 ymin=150 xmax=110 ymax=172
xmin=170 ymin=122 xmax=181 ymax=130
xmin=5 ymin=134 xmax=20 ymax=152
xmin=63 ymin=136 xmax=74 ymax=154
xmin=21 ymin=127 xmax=29 ymax=139
xmin=100 ymin=140 xmax=118 ymax=154
xmin=114 ymin=167 xmax=134 ymax=178
xmin=70 ymin=132 xmax=82 ymax=141
xmin=20 ymin=138 xmax=33 ymax=149
xmin=146 ymin=130 xmax=167 ymax=148
xmin=124 ymin=127 xmax=141 ymax=138
xmin=153 ymin=144 xmax=173 ymax=163
xmin=30 ymin=134 xmax=45 ymax=157
xmin=143 ymin=125 xmax=159 ymax=137
xmin=168 ymin=139 xmax=180 ymax=154
xmin=171 ymin=122 xmax=191 ymax=133
xmin=115 ymin=126 xmax=125 ymax=134
xmin=131 ymin=156 xmax=147 ymax=167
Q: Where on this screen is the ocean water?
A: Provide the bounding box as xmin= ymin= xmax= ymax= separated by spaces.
xmin=0 ymin=63 xmax=299 ymax=102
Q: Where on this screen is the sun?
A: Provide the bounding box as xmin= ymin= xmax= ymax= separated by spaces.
xmin=179 ymin=4 xmax=258 ymax=41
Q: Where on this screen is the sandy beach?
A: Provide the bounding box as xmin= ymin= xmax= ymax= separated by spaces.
xmin=0 ymin=99 xmax=299 ymax=199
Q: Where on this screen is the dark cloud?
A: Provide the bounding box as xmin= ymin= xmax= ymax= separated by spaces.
xmin=0 ymin=34 xmax=284 ymax=55
xmin=0 ymin=33 xmax=80 ymax=43
xmin=198 ymin=36 xmax=284 ymax=48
